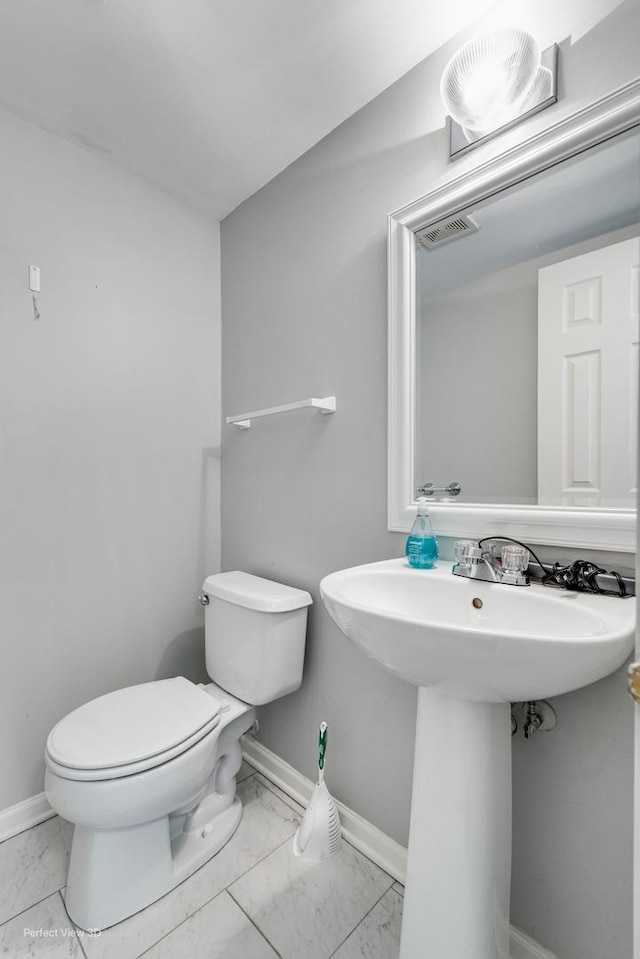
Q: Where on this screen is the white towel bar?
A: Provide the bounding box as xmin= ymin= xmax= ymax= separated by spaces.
xmin=226 ymin=396 xmax=336 ymax=430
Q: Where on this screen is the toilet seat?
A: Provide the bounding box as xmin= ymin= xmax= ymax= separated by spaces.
xmin=46 ymin=677 xmax=221 ymax=782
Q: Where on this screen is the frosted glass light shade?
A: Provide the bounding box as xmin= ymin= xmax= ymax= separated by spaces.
xmin=440 ymin=28 xmax=541 ymax=137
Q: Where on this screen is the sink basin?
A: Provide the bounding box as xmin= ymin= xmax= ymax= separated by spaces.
xmin=320 ymin=558 xmax=634 ymax=702
xmin=320 ymin=557 xmax=635 ymax=959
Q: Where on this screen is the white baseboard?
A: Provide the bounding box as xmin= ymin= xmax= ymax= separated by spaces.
xmin=509 ymin=925 xmax=559 ymax=959
xmin=242 ymin=736 xmax=407 ymax=883
xmin=241 ymin=737 xmax=558 ymax=959
xmin=0 ymin=792 xmax=55 ymax=843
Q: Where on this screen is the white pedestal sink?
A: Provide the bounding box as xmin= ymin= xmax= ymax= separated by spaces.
xmin=320 ymin=559 xmax=634 ymax=959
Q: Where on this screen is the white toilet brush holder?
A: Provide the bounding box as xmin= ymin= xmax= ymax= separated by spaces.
xmin=293 ymin=721 xmax=341 ymax=860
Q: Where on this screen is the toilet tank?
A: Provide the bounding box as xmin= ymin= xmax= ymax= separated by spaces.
xmin=201 ymin=571 xmax=312 ymax=705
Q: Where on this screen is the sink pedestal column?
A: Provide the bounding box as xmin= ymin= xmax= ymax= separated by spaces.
xmin=399 ymin=687 xmax=512 ymax=959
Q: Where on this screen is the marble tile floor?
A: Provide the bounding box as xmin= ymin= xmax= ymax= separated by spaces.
xmin=0 ymin=762 xmax=403 ymax=959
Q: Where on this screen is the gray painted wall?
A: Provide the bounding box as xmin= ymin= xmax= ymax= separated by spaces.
xmin=0 ymin=108 xmax=220 ymax=809
xmin=221 ymin=3 xmax=638 ymax=957
xmin=418 ymin=265 xmax=539 ymax=504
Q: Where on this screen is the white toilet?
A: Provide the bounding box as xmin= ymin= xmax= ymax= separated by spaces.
xmin=44 ymin=571 xmax=312 ymax=931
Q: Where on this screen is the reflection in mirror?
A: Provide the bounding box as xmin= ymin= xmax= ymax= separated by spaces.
xmin=416 ymin=128 xmax=640 ymax=509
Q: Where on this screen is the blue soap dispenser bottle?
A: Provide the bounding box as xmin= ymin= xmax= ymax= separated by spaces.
xmin=406 ymin=498 xmax=439 ymax=569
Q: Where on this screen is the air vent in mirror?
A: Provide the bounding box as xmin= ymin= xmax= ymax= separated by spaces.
xmin=416 ymin=214 xmax=479 ymax=249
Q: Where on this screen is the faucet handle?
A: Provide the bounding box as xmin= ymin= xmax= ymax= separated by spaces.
xmin=454 ymin=540 xmax=480 ymax=563
xmin=500 ymin=544 xmax=530 ymax=585
xmin=501 ymin=544 xmax=529 ymax=572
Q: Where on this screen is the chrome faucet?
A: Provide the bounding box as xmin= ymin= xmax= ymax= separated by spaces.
xmin=452 ymin=540 xmax=530 ymax=587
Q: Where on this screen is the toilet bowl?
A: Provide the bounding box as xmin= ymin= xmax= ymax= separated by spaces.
xmin=44 ymin=572 xmax=312 ymax=931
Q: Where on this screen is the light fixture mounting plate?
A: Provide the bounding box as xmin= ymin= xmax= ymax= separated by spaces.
xmin=448 ymin=44 xmax=558 ymax=160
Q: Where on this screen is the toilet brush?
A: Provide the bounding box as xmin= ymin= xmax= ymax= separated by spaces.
xmin=292 ymin=721 xmax=342 ymax=860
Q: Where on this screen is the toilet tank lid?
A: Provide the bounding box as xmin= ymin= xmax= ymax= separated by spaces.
xmin=202 ymin=571 xmax=312 ymax=612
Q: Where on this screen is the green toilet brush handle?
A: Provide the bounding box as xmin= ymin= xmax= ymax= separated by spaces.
xmin=318 ymin=721 xmax=328 ymax=784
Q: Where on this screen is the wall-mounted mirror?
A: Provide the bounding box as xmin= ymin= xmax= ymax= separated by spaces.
xmin=388 ymin=81 xmax=640 ymax=551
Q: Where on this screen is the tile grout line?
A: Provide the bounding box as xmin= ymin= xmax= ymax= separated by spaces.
xmin=221 ymin=829 xmax=316 ymax=955
xmin=225 ymin=887 xmax=285 ymax=959
xmin=130 ymin=792 xmax=301 ymax=959
xmin=254 ymin=773 xmax=306 ymax=815
xmin=133 ymin=882 xmax=287 ymax=959
xmin=57 ymin=890 xmax=90 ymax=959
xmin=326 ymin=883 xmax=399 ymax=959
xmin=225 ymin=829 xmax=396 ymax=959
xmin=133 ymin=889 xmax=229 ymax=959
xmin=0 ymin=886 xmax=68 ymax=930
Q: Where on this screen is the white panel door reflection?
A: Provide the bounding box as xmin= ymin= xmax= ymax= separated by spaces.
xmin=538 ymin=236 xmax=640 ymax=507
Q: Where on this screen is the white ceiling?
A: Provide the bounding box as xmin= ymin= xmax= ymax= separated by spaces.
xmin=0 ymin=0 xmax=496 ymax=219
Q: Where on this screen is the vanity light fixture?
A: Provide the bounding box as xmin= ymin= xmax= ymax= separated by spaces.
xmin=441 ymin=27 xmax=557 ymax=159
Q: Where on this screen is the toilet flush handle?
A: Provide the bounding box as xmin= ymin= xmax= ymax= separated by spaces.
xmin=197 ymin=594 xmax=209 ymax=606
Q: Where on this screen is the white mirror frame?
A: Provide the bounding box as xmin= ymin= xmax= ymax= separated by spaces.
xmin=388 ymin=80 xmax=640 ymax=552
